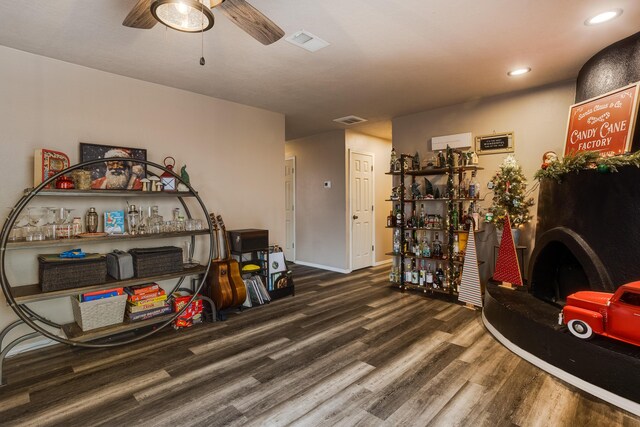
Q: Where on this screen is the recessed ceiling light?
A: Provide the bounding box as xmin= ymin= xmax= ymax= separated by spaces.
xmin=585 ymin=9 xmax=623 ymax=26
xmin=507 ymin=67 xmax=531 ymax=77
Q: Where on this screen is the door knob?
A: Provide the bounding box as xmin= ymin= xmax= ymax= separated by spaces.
xmin=353 ymin=215 xmax=359 ymax=220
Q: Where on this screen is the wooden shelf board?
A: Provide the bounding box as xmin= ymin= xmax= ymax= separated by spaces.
xmin=27 ymin=189 xmax=196 ymax=198
xmin=12 ymin=265 xmax=207 ymax=304
xmin=406 ymin=168 xmax=449 ymax=176
xmin=61 ymin=313 xmax=175 ymax=342
xmin=7 ymin=230 xmax=211 ymax=250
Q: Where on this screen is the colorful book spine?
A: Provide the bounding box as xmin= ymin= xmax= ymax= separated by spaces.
xmin=127 ymin=294 xmax=168 ymax=305
xmin=127 ymin=305 xmax=172 ymax=322
xmin=126 ymin=284 xmax=160 ymax=295
xmin=127 ymin=300 xmax=168 ymax=313
xmin=81 ymin=288 xmax=124 ymax=302
xmin=126 ymin=289 xmax=165 ymax=302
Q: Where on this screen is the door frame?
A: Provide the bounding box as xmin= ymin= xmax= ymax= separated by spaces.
xmin=348 ymin=150 xmax=375 ymax=271
xmin=285 ymin=156 xmax=296 ymax=262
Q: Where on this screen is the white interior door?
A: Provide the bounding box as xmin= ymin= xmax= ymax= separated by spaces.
xmin=351 ymin=152 xmax=373 ymax=270
xmin=285 ymin=157 xmax=295 ymax=261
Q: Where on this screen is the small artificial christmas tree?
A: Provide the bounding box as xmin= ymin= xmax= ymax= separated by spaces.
xmin=494 ymin=214 xmax=523 ymax=288
xmin=489 ymin=155 xmax=535 ymax=229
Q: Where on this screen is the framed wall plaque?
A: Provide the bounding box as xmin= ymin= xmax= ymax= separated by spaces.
xmin=475 ymin=132 xmax=514 ymax=155
xmin=564 ymin=82 xmax=640 ymax=156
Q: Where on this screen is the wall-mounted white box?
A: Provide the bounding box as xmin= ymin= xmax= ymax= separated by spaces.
xmin=431 ymin=132 xmax=473 ymax=151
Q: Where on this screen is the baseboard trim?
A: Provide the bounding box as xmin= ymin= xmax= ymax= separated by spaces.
xmin=293 ymin=261 xmax=351 ymax=274
xmin=7 ymin=337 xmax=56 ymax=358
xmin=374 ymin=259 xmax=392 ymax=267
xmin=482 ymin=311 xmax=640 ymax=417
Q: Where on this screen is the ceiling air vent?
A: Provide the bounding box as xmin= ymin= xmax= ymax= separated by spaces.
xmin=333 ymin=115 xmax=368 ymax=125
xmin=285 ymin=30 xmax=330 ymax=52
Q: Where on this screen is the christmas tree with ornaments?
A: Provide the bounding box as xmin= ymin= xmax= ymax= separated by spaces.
xmin=489 ymin=155 xmax=535 ymax=229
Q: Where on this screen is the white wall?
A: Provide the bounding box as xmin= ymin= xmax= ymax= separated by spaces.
xmin=0 ymin=46 xmax=285 ymax=352
xmin=285 ymin=131 xmax=348 ymax=271
xmin=345 ymin=131 xmax=392 ymax=265
xmin=393 ymin=81 xmax=576 ymax=280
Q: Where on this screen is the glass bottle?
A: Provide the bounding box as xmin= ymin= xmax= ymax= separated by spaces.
xmin=469 ymin=171 xmax=479 ymax=199
xmin=432 ymin=232 xmax=442 ymax=258
xmin=453 ymin=234 xmax=460 ymax=258
xmin=85 ymin=207 xmax=98 ymax=233
xmin=387 ymin=210 xmax=394 ymax=227
xmin=436 ymin=263 xmax=445 ymax=287
xmin=127 ymin=204 xmax=139 ymax=235
xmin=426 ymin=264 xmax=434 ymax=288
xmin=421 ymin=235 xmax=430 ymax=258
xmin=393 ymin=228 xmax=401 ymax=254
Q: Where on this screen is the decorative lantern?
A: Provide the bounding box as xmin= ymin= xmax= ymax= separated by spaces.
xmin=161 ymin=157 xmax=176 ymax=191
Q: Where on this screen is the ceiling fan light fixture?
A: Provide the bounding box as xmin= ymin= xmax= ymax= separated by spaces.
xmin=151 ymin=0 xmax=215 ymax=33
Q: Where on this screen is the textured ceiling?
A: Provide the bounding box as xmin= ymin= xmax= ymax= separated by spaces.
xmin=0 ymin=1 xmax=638 ymax=140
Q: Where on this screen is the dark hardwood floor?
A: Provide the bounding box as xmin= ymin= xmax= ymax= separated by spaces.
xmin=1 ymin=263 xmax=639 ymax=426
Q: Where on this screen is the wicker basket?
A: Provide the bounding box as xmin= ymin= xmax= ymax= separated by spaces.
xmin=38 ymin=254 xmax=107 ymax=292
xmin=70 ymin=294 xmax=127 ymax=331
xmin=129 ymin=246 xmax=183 ymax=277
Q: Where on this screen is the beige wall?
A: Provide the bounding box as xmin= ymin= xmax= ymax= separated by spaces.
xmin=345 ymin=130 xmax=392 ymax=265
xmin=285 ymin=130 xmax=348 ymax=271
xmin=393 ymin=81 xmax=576 ymax=279
xmin=0 ymin=46 xmax=285 ymax=351
xmin=285 ymin=130 xmax=392 ymax=272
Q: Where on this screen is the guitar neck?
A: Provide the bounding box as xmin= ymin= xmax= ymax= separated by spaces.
xmin=216 ymin=215 xmax=232 ymax=261
xmin=209 ymin=213 xmax=221 ymax=261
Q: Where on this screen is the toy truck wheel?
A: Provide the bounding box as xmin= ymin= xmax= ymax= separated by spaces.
xmin=567 ymin=319 xmax=594 ymax=340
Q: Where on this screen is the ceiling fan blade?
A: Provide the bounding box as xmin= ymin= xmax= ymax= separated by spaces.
xmin=218 ymin=0 xmax=284 ymax=45
xmin=123 ymin=0 xmax=157 ymax=29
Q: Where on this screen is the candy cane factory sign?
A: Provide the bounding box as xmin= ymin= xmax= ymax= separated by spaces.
xmin=564 ymin=82 xmax=640 ymax=156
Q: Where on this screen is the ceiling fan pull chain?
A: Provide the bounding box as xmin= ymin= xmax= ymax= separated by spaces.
xmin=200 ymin=0 xmax=206 ymax=66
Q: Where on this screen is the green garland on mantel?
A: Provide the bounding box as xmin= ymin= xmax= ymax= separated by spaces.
xmin=534 ymin=150 xmax=640 ymax=183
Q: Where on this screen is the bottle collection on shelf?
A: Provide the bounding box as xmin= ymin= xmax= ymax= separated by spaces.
xmin=387 ymin=147 xmax=484 ymax=294
xmin=7 ymin=204 xmax=204 ymax=242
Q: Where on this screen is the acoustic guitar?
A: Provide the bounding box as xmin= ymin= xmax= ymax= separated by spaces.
xmin=216 ymin=214 xmax=247 ymax=307
xmin=206 ymin=213 xmax=233 ymax=311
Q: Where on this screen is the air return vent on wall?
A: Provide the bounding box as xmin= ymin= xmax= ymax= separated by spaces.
xmin=285 ymin=30 xmax=330 ymax=52
xmin=333 ymin=115 xmax=368 ymax=125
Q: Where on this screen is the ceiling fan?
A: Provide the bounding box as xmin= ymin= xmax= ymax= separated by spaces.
xmin=123 ymin=0 xmax=285 ymax=45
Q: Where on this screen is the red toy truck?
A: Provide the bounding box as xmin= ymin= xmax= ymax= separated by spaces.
xmin=560 ymin=281 xmax=640 ymax=346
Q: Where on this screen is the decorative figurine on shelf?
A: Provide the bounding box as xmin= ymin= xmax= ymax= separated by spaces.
xmin=390 ymin=148 xmax=399 ymax=172
xmin=412 ymin=152 xmax=421 ymax=171
xmin=411 ymin=182 xmax=421 ymax=199
xmin=140 ymin=177 xmax=151 ymax=192
xmin=149 ymin=175 xmax=162 ymax=191
xmin=161 ymin=157 xmax=177 ymax=191
xmin=424 ymin=178 xmax=434 ymax=198
xmin=541 ymin=151 xmax=558 ymax=170
xmin=177 ymin=165 xmax=190 ymax=192
xmin=437 ymin=150 xmax=446 ymax=168
xmin=391 ymin=185 xmax=402 ymax=200
xmin=402 ymin=156 xmax=410 ymax=172
xmin=434 ymin=187 xmax=441 ymax=199
xmin=561 ymin=282 xmax=640 ymax=347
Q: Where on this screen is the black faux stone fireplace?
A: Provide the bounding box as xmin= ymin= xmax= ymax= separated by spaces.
xmin=528 ymin=167 xmax=640 ymax=303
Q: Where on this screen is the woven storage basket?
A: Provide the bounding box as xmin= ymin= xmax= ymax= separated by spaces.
xmin=38 ymin=254 xmax=107 ymax=292
xmin=129 ymin=246 xmax=183 ymax=277
xmin=70 ymin=294 xmax=127 ymax=331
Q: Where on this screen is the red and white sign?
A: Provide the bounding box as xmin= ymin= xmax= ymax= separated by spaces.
xmin=564 ymin=83 xmax=640 ymax=156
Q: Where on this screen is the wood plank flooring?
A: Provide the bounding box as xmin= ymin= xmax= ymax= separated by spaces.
xmin=1 ymin=263 xmax=639 ymax=426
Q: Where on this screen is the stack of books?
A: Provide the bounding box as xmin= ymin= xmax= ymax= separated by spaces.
xmin=125 ymin=283 xmax=172 ymax=322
